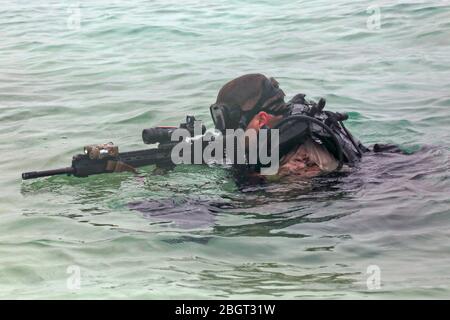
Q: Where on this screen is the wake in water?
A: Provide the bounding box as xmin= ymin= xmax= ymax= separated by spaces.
xmin=128 ymin=145 xmax=449 ymax=231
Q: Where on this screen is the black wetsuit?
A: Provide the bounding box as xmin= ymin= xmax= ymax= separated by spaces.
xmin=282 ymin=94 xmax=368 ymax=166
xmin=282 ymin=94 xmax=403 ymax=166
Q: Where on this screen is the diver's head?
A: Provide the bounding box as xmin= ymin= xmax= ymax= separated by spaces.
xmin=210 ymin=73 xmax=288 ymax=133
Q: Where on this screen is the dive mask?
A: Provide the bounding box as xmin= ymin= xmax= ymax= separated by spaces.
xmin=210 ymin=103 xmax=242 ymax=133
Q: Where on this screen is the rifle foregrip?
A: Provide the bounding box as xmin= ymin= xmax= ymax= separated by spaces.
xmin=22 ymin=167 xmax=75 ymax=180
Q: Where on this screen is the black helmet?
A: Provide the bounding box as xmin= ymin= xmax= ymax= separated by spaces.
xmin=210 ymin=74 xmax=288 ymax=132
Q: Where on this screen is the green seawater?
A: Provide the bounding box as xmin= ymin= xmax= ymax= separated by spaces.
xmin=1 ymin=0 xmax=450 ymax=299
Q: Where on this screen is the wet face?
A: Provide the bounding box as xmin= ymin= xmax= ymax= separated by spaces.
xmin=245 ymin=112 xmax=277 ymax=151
xmin=243 ymin=111 xmax=282 ymax=175
xmin=245 ymin=111 xmax=282 ymax=132
xmin=244 ymin=112 xmax=335 ymax=178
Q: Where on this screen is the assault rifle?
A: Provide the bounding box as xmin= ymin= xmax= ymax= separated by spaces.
xmin=21 ymin=116 xmax=206 ymax=180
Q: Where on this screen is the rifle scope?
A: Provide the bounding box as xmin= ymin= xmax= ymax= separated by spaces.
xmin=142 ymin=127 xmax=178 ymax=144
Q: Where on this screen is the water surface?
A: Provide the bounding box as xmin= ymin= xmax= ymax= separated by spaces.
xmin=1 ymin=0 xmax=450 ymax=298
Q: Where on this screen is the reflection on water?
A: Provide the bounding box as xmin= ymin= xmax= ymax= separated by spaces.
xmin=129 ymin=197 xmax=219 ymax=229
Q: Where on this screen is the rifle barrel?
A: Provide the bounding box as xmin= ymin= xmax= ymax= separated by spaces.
xmin=22 ymin=167 xmax=75 ymax=180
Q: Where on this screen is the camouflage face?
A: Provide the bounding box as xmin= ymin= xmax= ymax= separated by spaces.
xmin=210 ymin=73 xmax=288 ymax=132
